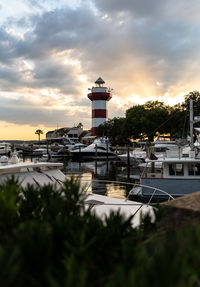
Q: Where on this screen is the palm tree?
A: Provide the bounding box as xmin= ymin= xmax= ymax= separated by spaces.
xmin=77 ymin=122 xmax=83 ymax=128
xmin=35 ymin=129 xmax=43 ymax=143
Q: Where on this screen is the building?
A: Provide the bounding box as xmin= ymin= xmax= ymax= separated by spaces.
xmin=46 ymin=127 xmax=83 ymax=143
xmin=87 ymin=77 xmax=112 ymax=136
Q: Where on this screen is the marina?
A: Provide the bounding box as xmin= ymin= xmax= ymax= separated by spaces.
xmin=2 ymin=1 xmax=200 ymax=285
xmin=1 ymin=18 xmax=200 ymax=287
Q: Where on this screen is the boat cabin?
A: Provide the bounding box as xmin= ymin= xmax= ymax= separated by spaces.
xmin=145 ymin=157 xmax=200 ymax=179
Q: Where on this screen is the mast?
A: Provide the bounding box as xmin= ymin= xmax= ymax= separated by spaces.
xmin=190 ymin=99 xmax=194 ymax=149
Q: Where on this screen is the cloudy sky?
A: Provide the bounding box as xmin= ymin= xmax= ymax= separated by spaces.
xmin=0 ymin=0 xmax=200 ymax=139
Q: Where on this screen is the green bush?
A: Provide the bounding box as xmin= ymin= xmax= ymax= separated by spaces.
xmin=0 ymin=177 xmax=199 ymax=286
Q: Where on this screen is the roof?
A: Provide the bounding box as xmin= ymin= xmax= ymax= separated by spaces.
xmin=146 ymin=157 xmax=200 ymax=163
xmin=82 ymin=135 xmax=97 ymax=139
xmin=0 ymin=162 xmax=63 ymax=173
xmin=95 ymin=77 xmax=105 ymax=85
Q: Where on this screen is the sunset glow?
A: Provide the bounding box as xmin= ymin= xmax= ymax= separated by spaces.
xmin=0 ymin=0 xmax=200 ymax=139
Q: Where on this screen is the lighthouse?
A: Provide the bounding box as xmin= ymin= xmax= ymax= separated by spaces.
xmin=88 ymin=77 xmax=112 ymax=136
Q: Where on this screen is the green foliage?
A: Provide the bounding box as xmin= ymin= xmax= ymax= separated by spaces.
xmin=125 ymin=101 xmax=170 ymax=141
xmin=35 ymin=129 xmax=43 ymax=142
xmin=96 ymin=92 xmax=200 ymax=144
xmin=182 ymin=91 xmax=200 ymax=114
xmin=1 ymin=177 xmax=200 ymax=286
xmin=77 ymin=122 xmax=83 ymax=128
xmin=96 ymin=117 xmax=129 ymax=145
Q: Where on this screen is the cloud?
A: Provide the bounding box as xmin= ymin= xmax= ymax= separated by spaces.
xmin=0 ymin=95 xmax=91 ymax=127
xmin=93 ymin=0 xmax=200 ymax=22
xmin=93 ymin=0 xmax=164 ymax=19
xmin=0 ymin=0 xmax=200 ymax=132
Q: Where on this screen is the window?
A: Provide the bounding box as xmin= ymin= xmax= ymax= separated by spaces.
xmin=155 ymin=147 xmax=167 ymax=153
xmin=169 ymin=164 xmax=184 ymax=176
xmin=188 ymin=164 xmax=200 ymax=176
xmin=169 ymin=164 xmax=175 ymax=175
xmin=176 ymin=164 xmax=184 ymax=176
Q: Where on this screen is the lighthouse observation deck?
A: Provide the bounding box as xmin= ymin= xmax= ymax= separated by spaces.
xmin=87 ymin=89 xmax=112 ymax=101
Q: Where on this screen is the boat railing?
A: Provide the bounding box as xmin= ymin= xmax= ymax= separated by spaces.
xmin=84 ymin=179 xmax=151 ymax=218
xmin=89 ymin=179 xmax=174 ymax=206
xmin=127 ymin=182 xmax=174 ymax=205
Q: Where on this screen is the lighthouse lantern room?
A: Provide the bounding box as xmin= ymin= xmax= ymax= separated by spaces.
xmin=88 ymin=77 xmax=112 ymax=136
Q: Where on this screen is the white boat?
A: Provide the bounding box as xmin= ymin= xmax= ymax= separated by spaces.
xmin=118 ymin=148 xmax=146 ymax=166
xmin=118 ymin=142 xmax=180 ymax=167
xmin=0 ymin=154 xmax=154 ymax=227
xmin=70 ymin=138 xmax=116 ymax=160
xmin=49 ymin=137 xmax=78 ymax=152
xmin=49 ymin=143 xmax=87 ymax=159
xmin=85 ymin=193 xmax=154 ymax=227
xmin=130 ymin=149 xmax=200 ymax=202
xmin=0 ymin=142 xmax=12 ymax=155
xmin=33 ymin=147 xmax=47 ymax=156
xmin=0 ymin=155 xmax=65 ymax=188
xmin=68 ymin=143 xmax=87 ymax=151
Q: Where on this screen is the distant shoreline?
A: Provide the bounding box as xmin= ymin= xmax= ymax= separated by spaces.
xmin=0 ymin=140 xmax=42 ymax=144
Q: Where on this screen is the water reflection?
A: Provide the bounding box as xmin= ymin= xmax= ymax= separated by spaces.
xmin=62 ymin=160 xmax=140 ymax=199
xmin=21 ymin=156 xmax=140 ymax=199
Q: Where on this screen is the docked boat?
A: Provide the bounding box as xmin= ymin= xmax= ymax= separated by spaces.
xmin=118 ymin=142 xmax=180 ymax=167
xmin=49 ymin=143 xmax=86 ymax=160
xmin=130 ymin=149 xmax=200 ymax=202
xmin=70 ymin=138 xmax=116 ymax=160
xmin=32 ymin=147 xmax=47 ymax=156
xmin=0 ymin=154 xmax=65 ymax=188
xmin=50 ymin=147 xmax=71 ymax=159
xmin=0 ymin=142 xmax=12 ymax=156
xmin=118 ymin=148 xmax=146 ymax=166
xmin=0 ymin=154 xmax=154 ymax=227
xmin=85 ymin=193 xmax=154 ymax=227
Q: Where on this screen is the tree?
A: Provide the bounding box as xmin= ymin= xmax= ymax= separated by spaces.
xmin=165 ymin=104 xmax=188 ymax=138
xmin=182 ymin=91 xmax=200 ymax=115
xmin=125 ymin=101 xmax=170 ymax=141
xmin=96 ymin=95 xmax=200 ymax=144
xmin=35 ymin=129 xmax=43 ymax=143
xmin=77 ymin=122 xmax=83 ymax=129
xmin=96 ymin=117 xmax=128 ymax=145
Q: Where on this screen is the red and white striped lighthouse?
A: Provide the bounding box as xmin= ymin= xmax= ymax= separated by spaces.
xmin=88 ymin=77 xmax=112 ymax=136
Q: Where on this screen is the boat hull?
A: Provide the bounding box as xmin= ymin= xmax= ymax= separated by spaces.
xmin=140 ymin=177 xmax=200 ymax=201
xmin=71 ymin=151 xmax=116 ymax=160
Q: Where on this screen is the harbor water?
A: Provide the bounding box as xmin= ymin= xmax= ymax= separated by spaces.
xmin=21 ymin=155 xmax=141 ymax=199
xmin=61 ymin=160 xmax=140 ymax=199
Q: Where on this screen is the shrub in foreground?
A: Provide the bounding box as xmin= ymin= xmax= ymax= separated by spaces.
xmin=0 ymin=177 xmax=199 ymax=286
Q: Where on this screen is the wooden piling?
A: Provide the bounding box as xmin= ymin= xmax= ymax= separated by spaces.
xmin=106 ymin=143 xmax=108 ymax=162
xmin=115 ymin=145 xmax=118 ymax=160
xmin=127 ymin=146 xmax=130 ymax=179
xmin=47 ymin=141 xmax=50 ymax=161
xmin=95 ymin=144 xmax=97 ymax=159
xmin=79 ymin=145 xmax=81 ymax=162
